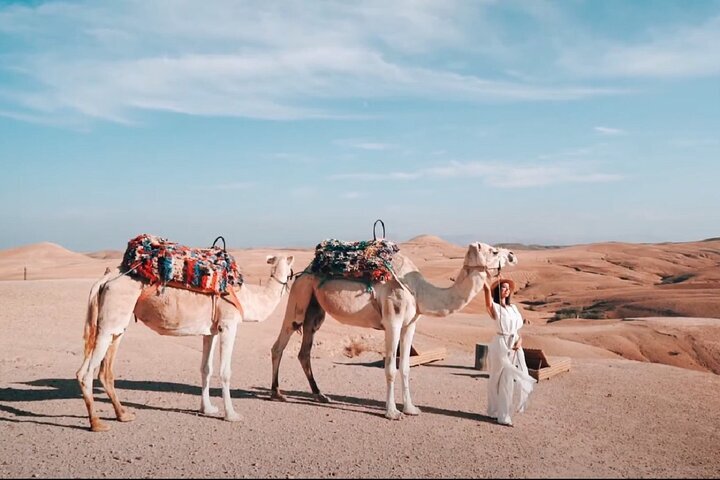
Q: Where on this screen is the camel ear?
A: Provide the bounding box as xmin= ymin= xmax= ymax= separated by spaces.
xmin=266 ymin=255 xmax=277 ymax=264
xmin=286 ymin=255 xmax=294 ymax=265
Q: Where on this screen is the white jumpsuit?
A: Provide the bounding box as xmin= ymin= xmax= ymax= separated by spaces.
xmin=487 ymin=301 xmax=536 ymax=425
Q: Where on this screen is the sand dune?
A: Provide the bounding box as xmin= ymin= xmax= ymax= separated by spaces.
xmin=0 ymin=236 xmax=718 ymax=477
xmin=0 ymin=242 xmax=118 ymax=281
xmin=0 ymin=236 xmax=717 ymax=375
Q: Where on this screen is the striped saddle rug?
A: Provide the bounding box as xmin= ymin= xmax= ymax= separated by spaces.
xmin=309 ymin=238 xmax=399 ymax=284
xmin=120 ymin=234 xmax=243 ymax=295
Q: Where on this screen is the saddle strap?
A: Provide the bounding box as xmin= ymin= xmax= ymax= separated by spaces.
xmin=223 ymin=287 xmax=245 ymax=319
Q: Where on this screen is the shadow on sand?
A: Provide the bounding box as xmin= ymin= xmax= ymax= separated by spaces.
xmin=1 ymin=369 xmax=496 ymax=429
xmin=333 ymin=358 xmax=490 ymax=379
xmin=0 ymin=377 xmax=258 ymax=430
xmin=252 ymin=386 xmax=496 ymax=424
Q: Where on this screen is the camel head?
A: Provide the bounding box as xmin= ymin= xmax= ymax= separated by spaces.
xmin=464 ymin=242 xmax=517 ymax=272
xmin=266 ymin=254 xmax=295 ymax=286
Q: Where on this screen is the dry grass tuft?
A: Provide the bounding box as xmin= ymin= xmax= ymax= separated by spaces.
xmin=343 ymin=338 xmax=370 ymax=358
xmin=343 ymin=334 xmax=385 ymax=358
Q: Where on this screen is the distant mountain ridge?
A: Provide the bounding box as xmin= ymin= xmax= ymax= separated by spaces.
xmin=496 ymin=243 xmax=563 ymax=251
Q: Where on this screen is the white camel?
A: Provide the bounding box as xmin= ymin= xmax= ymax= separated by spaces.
xmin=270 ymin=242 xmax=516 ymax=420
xmin=76 ymin=254 xmax=294 ymax=432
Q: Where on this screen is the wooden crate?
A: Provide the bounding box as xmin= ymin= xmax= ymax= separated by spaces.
xmin=523 ymin=348 xmax=571 ymax=381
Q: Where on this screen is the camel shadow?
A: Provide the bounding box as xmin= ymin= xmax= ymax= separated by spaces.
xmin=334 ymin=359 xmax=489 ymax=379
xmin=451 ymin=372 xmax=489 ymax=379
xmin=0 ymin=377 xmax=258 ymax=430
xmin=423 ymin=363 xmax=477 ymax=371
xmin=419 ymin=363 xmax=490 ymax=379
xmin=252 ymin=386 xmax=496 ymax=424
xmin=0 ymin=378 xmax=99 ymax=430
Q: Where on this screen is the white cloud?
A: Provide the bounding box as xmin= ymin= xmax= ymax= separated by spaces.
xmin=594 ymin=126 xmax=626 ymax=136
xmin=669 ymin=137 xmax=720 ymax=148
xmin=561 ymin=15 xmax=720 ymax=78
xmin=329 ymin=160 xmax=621 ymax=188
xmin=335 ymin=139 xmax=393 ymax=151
xmin=0 ymin=1 xmax=624 ymax=124
xmin=289 ymin=186 xmax=317 ymax=198
xmin=206 ymin=182 xmax=255 ymax=191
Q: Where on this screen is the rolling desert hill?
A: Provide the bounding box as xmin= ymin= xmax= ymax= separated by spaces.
xmin=2 ymin=236 xmax=718 ymax=321
xmin=390 ymin=236 xmax=720 ymax=323
xmin=1 ymin=236 xmax=718 ymax=374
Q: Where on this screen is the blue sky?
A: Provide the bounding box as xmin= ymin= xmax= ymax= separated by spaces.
xmin=1 ymin=0 xmax=719 ymax=252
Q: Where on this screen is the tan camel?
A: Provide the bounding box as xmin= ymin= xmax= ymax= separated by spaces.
xmin=76 ymin=254 xmax=294 ymax=432
xmin=270 ymin=242 xmax=516 ymax=420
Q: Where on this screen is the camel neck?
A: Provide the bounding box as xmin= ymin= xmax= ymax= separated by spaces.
xmin=236 ymin=274 xmax=287 ymax=322
xmin=413 ymin=264 xmax=485 ymax=317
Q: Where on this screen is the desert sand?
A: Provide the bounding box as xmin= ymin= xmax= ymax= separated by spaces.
xmin=1 ymin=237 xmax=719 ymax=478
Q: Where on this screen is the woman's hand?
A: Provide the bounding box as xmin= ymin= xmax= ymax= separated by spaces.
xmin=513 ymin=337 xmax=522 ymax=350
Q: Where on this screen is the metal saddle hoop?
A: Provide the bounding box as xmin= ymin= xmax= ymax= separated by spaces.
xmin=211 ymin=235 xmax=226 ymax=251
xmin=373 ymin=219 xmax=385 ymax=241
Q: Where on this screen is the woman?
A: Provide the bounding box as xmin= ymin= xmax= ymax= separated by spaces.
xmin=483 ymin=278 xmax=536 ymax=426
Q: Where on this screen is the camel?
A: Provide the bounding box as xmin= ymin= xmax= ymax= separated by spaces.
xmin=76 ymin=254 xmax=294 ymax=432
xmin=270 ymin=242 xmax=516 ymax=420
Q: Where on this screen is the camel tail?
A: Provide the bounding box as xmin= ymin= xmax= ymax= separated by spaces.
xmin=82 ymin=281 xmax=103 ymax=358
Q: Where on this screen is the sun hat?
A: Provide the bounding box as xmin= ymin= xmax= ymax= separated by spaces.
xmin=490 ymin=277 xmax=517 ymax=293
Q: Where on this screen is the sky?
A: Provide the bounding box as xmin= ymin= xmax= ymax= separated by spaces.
xmin=1 ymin=0 xmax=719 ymax=252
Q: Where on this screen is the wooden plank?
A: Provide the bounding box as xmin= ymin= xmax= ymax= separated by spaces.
xmin=527 ymin=354 xmax=571 ymax=381
xmin=384 ymin=346 xmax=447 ymax=367
xmin=523 ymin=348 xmax=550 ymax=369
xmin=407 ymin=348 xmax=446 ymax=367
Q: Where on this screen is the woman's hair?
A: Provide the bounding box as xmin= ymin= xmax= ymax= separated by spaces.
xmin=492 ymin=282 xmax=513 ymax=305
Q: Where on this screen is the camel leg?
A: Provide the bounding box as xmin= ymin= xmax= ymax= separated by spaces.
xmin=98 ymin=331 xmax=136 ymax=423
xmin=270 ymin=276 xmax=314 ymax=401
xmin=382 ymin=303 xmax=403 ymax=420
xmin=200 ymin=334 xmax=219 ymax=415
xmin=77 ymin=329 xmax=115 ymax=432
xmin=298 ymin=296 xmax=329 ymax=403
xmin=218 ymin=321 xmax=241 ymax=422
xmin=77 ymin=275 xmax=141 ymax=431
xmin=399 ymin=319 xmax=421 ymax=416
xmin=270 ymin=321 xmax=295 ymax=402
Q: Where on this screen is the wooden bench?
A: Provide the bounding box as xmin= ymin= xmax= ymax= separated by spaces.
xmin=384 ymin=344 xmax=447 ymax=367
xmin=523 ymin=348 xmax=571 ymax=381
xmin=474 ymin=344 xmax=571 ymax=380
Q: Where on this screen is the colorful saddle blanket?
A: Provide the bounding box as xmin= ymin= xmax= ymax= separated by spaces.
xmin=121 ymin=234 xmax=243 ymax=294
xmin=309 ymin=238 xmax=400 ymax=284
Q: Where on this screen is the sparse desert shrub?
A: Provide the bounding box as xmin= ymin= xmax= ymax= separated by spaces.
xmin=343 ymin=337 xmax=370 ymax=358
xmin=550 ymin=307 xmax=581 ymax=322
xmin=659 ymin=273 xmax=695 ymax=285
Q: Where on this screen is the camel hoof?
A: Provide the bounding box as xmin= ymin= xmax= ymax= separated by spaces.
xmin=224 ymin=412 xmax=242 ymax=422
xmin=117 ymin=410 xmax=136 ymax=423
xmin=314 ymin=393 xmax=331 ymax=404
xmin=90 ymin=419 xmax=111 ymax=432
xmin=385 ymin=410 xmax=402 ymax=421
xmin=201 ymin=405 xmax=220 ymax=416
xmin=270 ymin=391 xmax=287 ymax=402
xmin=403 ymin=405 xmax=421 ymax=416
